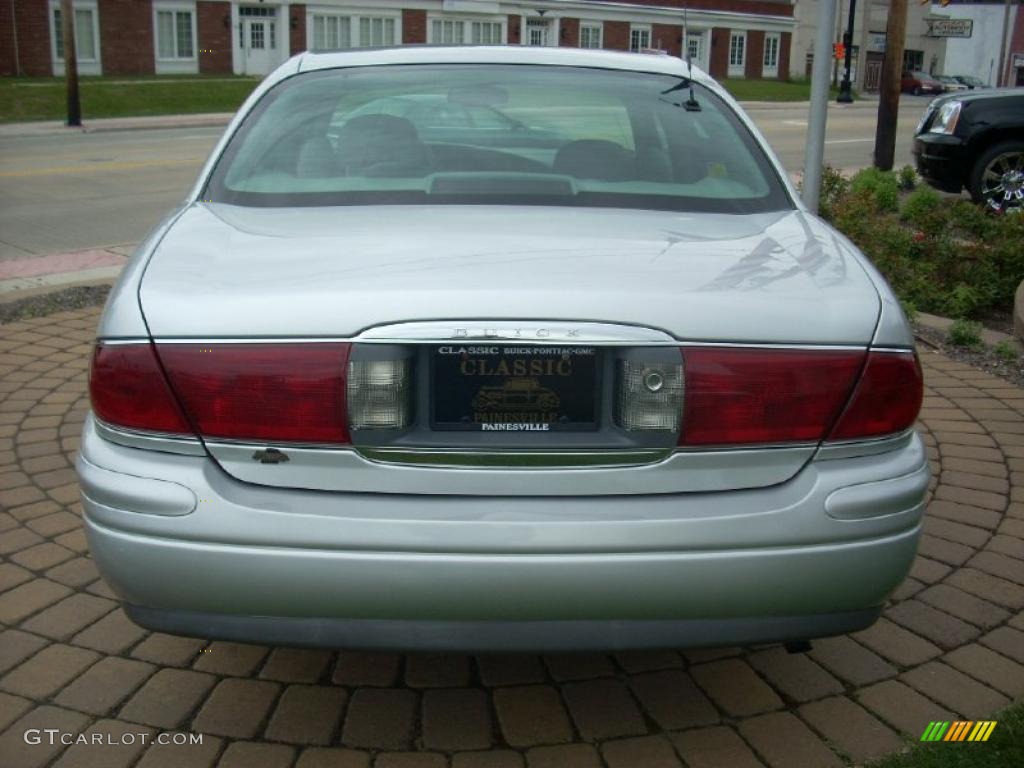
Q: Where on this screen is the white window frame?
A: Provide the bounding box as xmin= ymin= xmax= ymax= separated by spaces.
xmin=728 ymin=31 xmax=747 ymax=77
xmin=310 ymin=14 xmax=353 ymax=51
xmin=427 ymin=15 xmax=506 ymax=46
xmin=762 ymin=33 xmax=780 ymax=78
xmin=629 ymin=24 xmax=652 ymax=52
xmin=579 ymin=21 xmax=602 ymax=49
xmin=49 ymin=0 xmax=101 ymax=76
xmin=307 ymin=7 xmax=402 ymax=51
xmin=153 ymin=1 xmax=198 ymax=75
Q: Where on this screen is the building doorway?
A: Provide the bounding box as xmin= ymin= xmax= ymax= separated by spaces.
xmin=686 ymin=31 xmax=710 ymax=73
xmin=239 ymin=6 xmax=280 ymax=75
xmin=525 ymin=18 xmax=551 ymax=46
xmin=863 ymin=53 xmax=884 ymax=92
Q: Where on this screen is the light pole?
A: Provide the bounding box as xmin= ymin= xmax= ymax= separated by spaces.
xmin=61 ymin=0 xmax=81 ymax=127
xmin=837 ymin=0 xmax=858 ymax=103
xmin=802 ymin=0 xmax=840 ymax=211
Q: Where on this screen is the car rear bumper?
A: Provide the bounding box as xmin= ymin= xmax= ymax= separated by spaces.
xmin=123 ymin=603 xmax=883 ymax=652
xmin=79 ymin=416 xmax=927 ymax=650
xmin=913 ymin=134 xmax=967 ymax=193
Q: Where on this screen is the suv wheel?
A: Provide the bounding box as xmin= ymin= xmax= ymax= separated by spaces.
xmin=969 ymin=141 xmax=1024 ymax=213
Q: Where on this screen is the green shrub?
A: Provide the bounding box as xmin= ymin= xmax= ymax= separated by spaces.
xmin=817 ymin=165 xmax=850 ymax=221
xmin=900 ymin=300 xmax=918 ymax=322
xmin=849 ymin=167 xmax=900 ymax=212
xmin=824 ymin=170 xmax=1023 ymax=321
xmin=994 ymin=340 xmax=1020 ymax=361
xmin=945 ymin=283 xmax=983 ymax=319
xmin=897 ymin=165 xmax=917 ymax=191
xmin=947 ymin=319 xmax=983 ymax=348
xmin=900 ymin=186 xmax=944 ymax=235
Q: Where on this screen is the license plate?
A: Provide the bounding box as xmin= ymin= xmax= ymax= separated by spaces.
xmin=432 ymin=345 xmax=599 ymax=432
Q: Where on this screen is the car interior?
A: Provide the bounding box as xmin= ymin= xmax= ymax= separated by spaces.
xmin=214 ymin=67 xmax=779 ymax=208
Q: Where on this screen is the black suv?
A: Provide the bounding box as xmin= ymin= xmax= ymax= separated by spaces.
xmin=913 ymin=88 xmax=1024 ymax=212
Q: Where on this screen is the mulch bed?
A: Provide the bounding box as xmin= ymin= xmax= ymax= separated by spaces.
xmin=914 ymin=322 xmax=1024 ymax=389
xmin=0 ymin=284 xmax=110 ymax=325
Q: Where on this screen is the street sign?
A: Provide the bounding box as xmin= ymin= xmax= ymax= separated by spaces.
xmin=925 ymin=18 xmax=973 ymax=38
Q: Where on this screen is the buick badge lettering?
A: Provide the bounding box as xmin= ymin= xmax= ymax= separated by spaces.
xmin=450 ymin=327 xmax=583 ymax=340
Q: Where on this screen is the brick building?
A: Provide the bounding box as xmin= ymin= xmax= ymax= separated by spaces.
xmin=1 ymin=0 xmax=795 ymax=80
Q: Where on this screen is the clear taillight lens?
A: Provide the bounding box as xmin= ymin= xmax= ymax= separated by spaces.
xmin=89 ymin=343 xmax=194 ymax=435
xmin=615 ymin=360 xmax=684 ymax=432
xmin=156 ymin=343 xmax=352 ymax=444
xmin=347 ymin=358 xmax=413 ymax=430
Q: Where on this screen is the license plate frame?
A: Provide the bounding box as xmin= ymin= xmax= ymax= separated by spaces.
xmin=430 ymin=344 xmax=601 ymax=432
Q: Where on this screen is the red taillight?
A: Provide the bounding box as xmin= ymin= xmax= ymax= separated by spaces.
xmin=89 ymin=343 xmax=193 ymax=435
xmin=828 ymin=351 xmax=923 ymax=441
xmin=680 ymin=347 xmax=865 ymax=446
xmin=156 ymin=343 xmax=352 ymax=444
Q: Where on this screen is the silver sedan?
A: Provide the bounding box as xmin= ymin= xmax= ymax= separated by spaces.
xmin=78 ymin=46 xmax=927 ymax=651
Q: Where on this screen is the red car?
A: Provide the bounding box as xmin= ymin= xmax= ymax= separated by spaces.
xmin=901 ymin=71 xmax=945 ymax=95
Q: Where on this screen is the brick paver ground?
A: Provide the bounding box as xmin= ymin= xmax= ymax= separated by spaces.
xmin=1 ymin=307 xmax=1022 ymax=767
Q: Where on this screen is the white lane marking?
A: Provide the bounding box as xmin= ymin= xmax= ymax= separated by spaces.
xmin=824 ymin=138 xmax=874 ymax=145
xmin=782 ymin=120 xmax=808 ymax=126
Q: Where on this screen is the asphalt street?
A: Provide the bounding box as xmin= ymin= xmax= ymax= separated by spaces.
xmin=0 ymin=97 xmax=929 ymax=260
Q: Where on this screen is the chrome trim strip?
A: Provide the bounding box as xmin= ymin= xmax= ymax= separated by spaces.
xmin=133 ymin=337 xmax=880 ymax=351
xmin=355 ymin=447 xmax=672 ymax=469
xmin=675 ymin=441 xmax=818 ymax=452
xmin=815 ymin=430 xmax=916 ymax=461
xmin=94 ymin=417 xmax=206 ymax=456
xmin=355 ymin=321 xmax=676 ymax=345
xmin=96 ymin=338 xmax=150 ymax=346
xmin=150 ymin=337 xmax=357 ymax=345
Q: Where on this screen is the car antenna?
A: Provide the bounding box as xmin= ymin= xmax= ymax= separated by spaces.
xmin=682 ymin=6 xmax=701 ymax=111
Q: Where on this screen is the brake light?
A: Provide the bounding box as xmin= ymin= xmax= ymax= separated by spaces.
xmin=679 ymin=347 xmax=865 ymax=446
xmin=89 ymin=343 xmax=193 ymax=435
xmin=828 ymin=351 xmax=923 ymax=440
xmin=156 ymin=343 xmax=352 ymax=444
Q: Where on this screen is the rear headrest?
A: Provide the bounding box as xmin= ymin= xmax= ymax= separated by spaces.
xmin=334 ymin=115 xmax=426 ymax=173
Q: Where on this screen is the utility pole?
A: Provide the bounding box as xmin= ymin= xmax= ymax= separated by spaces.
xmin=802 ymin=0 xmax=840 ymax=212
xmin=996 ymin=0 xmax=1012 ymax=87
xmin=873 ymin=0 xmax=907 ymax=170
xmin=837 ymin=0 xmax=858 ymax=102
xmin=61 ymin=0 xmax=81 ymax=127
xmin=10 ymin=0 xmax=21 ymax=76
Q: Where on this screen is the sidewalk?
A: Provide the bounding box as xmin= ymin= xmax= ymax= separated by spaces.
xmin=0 ymin=112 xmax=234 ymax=139
xmin=0 ymin=246 xmax=134 ymax=299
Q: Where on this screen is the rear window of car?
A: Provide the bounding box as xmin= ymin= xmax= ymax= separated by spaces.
xmin=205 ymin=64 xmax=792 ymax=214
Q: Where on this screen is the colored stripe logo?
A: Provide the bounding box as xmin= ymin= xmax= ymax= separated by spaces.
xmin=920 ymin=721 xmax=997 ymax=742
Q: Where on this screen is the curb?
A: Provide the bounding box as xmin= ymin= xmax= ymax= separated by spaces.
xmin=916 ymin=311 xmax=1023 ymax=351
xmin=0 ymin=246 xmax=131 ymax=300
xmin=0 ymin=112 xmax=233 ymax=139
xmin=0 ymin=269 xmax=122 ymax=304
xmin=738 ymin=98 xmax=880 ymax=111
